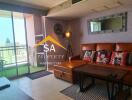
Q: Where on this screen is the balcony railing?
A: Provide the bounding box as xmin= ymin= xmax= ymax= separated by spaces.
xmin=0 ymin=45 xmax=28 ymax=67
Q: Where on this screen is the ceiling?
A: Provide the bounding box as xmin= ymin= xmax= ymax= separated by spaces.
xmin=47 ymin=0 xmax=132 ymax=19
xmin=0 ymin=0 xmax=132 ymax=19
xmin=0 ymin=0 xmax=67 ymax=9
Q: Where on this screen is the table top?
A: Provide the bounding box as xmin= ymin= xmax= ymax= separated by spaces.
xmin=74 ymin=64 xmax=128 ymax=81
xmin=86 ymin=63 xmax=132 ymax=71
xmin=54 ymin=60 xmax=86 ymax=69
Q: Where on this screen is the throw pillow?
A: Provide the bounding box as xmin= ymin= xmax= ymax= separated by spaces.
xmin=83 ymin=50 xmax=95 ymax=62
xmin=96 ymin=50 xmax=111 ymax=64
xmin=127 ymin=53 xmax=132 ymax=66
xmin=110 ymin=52 xmax=127 ymax=66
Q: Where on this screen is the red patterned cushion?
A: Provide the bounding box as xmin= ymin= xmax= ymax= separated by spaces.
xmin=83 ymin=50 xmax=95 ymax=62
xmin=96 ymin=50 xmax=111 ymax=64
xmin=110 ymin=52 xmax=127 ymax=66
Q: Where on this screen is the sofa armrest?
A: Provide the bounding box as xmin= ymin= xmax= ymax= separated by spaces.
xmin=71 ymin=55 xmax=81 ymax=60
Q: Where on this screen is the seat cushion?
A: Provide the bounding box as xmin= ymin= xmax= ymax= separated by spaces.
xmin=96 ymin=50 xmax=111 ymax=64
xmin=110 ymin=52 xmax=127 ymax=66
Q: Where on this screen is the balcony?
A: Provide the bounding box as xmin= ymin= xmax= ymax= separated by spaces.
xmin=0 ymin=46 xmax=45 ymax=78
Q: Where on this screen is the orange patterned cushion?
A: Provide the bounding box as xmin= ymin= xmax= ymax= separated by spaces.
xmin=96 ymin=50 xmax=111 ymax=64
xmin=83 ymin=50 xmax=95 ymax=62
xmin=110 ymin=52 xmax=127 ymax=66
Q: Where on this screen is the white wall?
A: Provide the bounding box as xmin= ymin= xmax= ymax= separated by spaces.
xmin=26 ymin=14 xmax=37 ymax=66
xmin=80 ymin=5 xmax=132 ymax=43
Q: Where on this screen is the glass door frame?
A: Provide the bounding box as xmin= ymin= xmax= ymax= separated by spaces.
xmin=10 ymin=11 xmax=30 ymax=77
xmin=12 ymin=12 xmax=30 ymax=76
xmin=11 ymin=11 xmax=18 ymax=76
xmin=23 ymin=15 xmax=30 ymax=74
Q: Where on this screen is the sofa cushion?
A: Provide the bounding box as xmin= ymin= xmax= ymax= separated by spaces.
xmin=127 ymin=53 xmax=132 ymax=66
xmin=110 ymin=52 xmax=127 ymax=66
xmin=96 ymin=50 xmax=111 ymax=64
xmin=83 ymin=50 xmax=95 ymax=62
xmin=81 ymin=44 xmax=96 ymax=59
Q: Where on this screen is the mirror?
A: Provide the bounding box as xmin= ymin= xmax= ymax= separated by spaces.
xmin=89 ymin=12 xmax=127 ymax=34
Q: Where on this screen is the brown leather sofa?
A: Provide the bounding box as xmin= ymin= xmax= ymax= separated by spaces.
xmin=79 ymin=43 xmax=132 ymax=87
xmin=65 ymin=43 xmax=132 ymax=99
xmin=80 ymin=43 xmax=132 ymax=70
xmin=78 ymin=43 xmax=132 ymax=98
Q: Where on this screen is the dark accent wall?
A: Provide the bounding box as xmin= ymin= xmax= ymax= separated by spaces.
xmin=45 ymin=18 xmax=68 ymax=65
xmin=34 ymin=15 xmax=43 ymax=35
xmin=68 ymin=19 xmax=82 ymax=56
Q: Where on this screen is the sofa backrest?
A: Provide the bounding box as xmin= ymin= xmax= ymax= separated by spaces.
xmin=116 ymin=43 xmax=132 ymax=52
xmin=81 ymin=43 xmax=132 ymax=52
xmin=81 ymin=44 xmax=96 ymax=51
xmin=96 ymin=43 xmax=115 ymax=51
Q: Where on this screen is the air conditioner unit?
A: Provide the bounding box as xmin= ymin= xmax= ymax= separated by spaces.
xmin=72 ymin=0 xmax=82 ymax=4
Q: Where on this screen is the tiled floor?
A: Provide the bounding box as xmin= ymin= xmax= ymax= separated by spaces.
xmin=12 ymin=74 xmax=73 ymax=100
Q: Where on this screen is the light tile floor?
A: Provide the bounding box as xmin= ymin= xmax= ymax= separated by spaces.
xmin=12 ymin=74 xmax=73 ymax=100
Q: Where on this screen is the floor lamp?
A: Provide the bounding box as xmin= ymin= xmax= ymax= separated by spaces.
xmin=65 ymin=32 xmax=73 ymax=61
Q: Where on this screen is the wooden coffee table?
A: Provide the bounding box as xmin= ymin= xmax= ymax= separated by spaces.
xmin=74 ymin=64 xmax=128 ymax=100
xmin=54 ymin=60 xmax=86 ymax=83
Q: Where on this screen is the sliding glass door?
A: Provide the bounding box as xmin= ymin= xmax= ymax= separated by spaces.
xmin=0 ymin=10 xmax=46 ymax=78
xmin=13 ymin=12 xmax=28 ymax=75
xmin=0 ymin=10 xmax=17 ymax=77
xmin=0 ymin=10 xmax=29 ymax=78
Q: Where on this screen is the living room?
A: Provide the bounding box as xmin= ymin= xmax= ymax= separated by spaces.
xmin=0 ymin=0 xmax=132 ymax=100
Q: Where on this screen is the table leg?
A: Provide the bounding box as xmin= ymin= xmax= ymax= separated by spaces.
xmin=111 ymin=81 xmax=115 ymax=100
xmin=85 ymin=77 xmax=95 ymax=90
xmin=127 ymin=86 xmax=131 ymax=97
xmin=106 ymin=80 xmax=117 ymax=100
xmin=79 ymin=74 xmax=95 ymax=92
xmin=79 ymin=73 xmax=84 ymax=92
xmin=106 ymin=82 xmax=111 ymax=100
